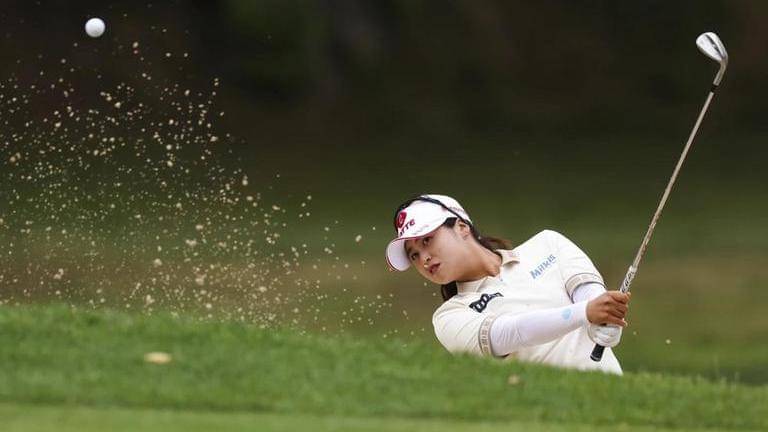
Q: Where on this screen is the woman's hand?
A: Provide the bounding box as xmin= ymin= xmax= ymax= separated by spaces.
xmin=586 ymin=291 xmax=631 ymax=327
xmin=587 ymin=323 xmax=622 ymax=347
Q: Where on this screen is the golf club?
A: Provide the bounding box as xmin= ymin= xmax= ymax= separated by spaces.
xmin=590 ymin=32 xmax=729 ymax=362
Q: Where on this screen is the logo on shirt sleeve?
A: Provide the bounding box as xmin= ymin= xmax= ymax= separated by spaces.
xmin=530 ymin=254 xmax=557 ymax=279
xmin=468 ymin=292 xmax=503 ymax=312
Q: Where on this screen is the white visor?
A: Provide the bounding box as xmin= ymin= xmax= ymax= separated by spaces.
xmin=385 ymin=194 xmax=471 ymax=271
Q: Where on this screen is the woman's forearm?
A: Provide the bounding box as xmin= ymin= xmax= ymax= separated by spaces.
xmin=572 ymin=281 xmax=606 ymax=303
xmin=489 ymin=301 xmax=589 ymax=356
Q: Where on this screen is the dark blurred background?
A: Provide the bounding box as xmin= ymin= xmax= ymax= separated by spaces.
xmin=1 ymin=1 xmax=767 ymax=382
xmin=3 ymin=1 xmax=767 ymax=189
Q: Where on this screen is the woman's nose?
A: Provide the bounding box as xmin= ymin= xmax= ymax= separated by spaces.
xmin=421 ymin=254 xmax=431 ymax=267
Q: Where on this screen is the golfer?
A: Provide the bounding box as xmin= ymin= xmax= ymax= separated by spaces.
xmin=386 ymin=194 xmax=629 ymax=374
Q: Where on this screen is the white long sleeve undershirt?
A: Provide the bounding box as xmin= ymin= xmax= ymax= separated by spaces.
xmin=489 ymin=282 xmax=606 ymax=357
xmin=571 ymin=281 xmax=607 ymax=303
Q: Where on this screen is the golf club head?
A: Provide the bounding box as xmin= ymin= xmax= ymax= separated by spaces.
xmin=696 ymin=32 xmax=728 ymax=86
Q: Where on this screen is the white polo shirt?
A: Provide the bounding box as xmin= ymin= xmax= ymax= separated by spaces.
xmin=432 ymin=229 xmax=622 ymax=375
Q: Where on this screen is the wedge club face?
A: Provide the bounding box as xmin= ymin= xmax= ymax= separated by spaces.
xmin=696 ymin=32 xmax=728 ymax=86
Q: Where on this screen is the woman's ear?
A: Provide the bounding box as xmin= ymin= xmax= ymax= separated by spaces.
xmin=456 ymin=220 xmax=472 ymax=239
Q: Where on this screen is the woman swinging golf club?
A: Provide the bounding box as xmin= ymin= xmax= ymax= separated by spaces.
xmin=386 ymin=194 xmax=630 ymax=374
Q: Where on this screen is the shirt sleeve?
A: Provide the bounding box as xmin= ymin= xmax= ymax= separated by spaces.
xmin=544 ymin=230 xmax=606 ymax=298
xmin=432 ymin=302 xmax=496 ymax=356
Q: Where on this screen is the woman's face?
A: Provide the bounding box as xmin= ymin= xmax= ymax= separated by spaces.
xmin=404 ymin=222 xmax=471 ymax=284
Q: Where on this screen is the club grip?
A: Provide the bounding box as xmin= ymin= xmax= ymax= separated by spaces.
xmin=590 ymin=344 xmax=606 ymax=362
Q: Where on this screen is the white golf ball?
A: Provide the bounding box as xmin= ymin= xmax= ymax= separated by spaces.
xmin=85 ymin=18 xmax=105 ymax=38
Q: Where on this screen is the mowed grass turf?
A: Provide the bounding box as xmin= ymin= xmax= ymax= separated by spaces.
xmin=1 ymin=305 xmax=767 ymax=431
xmin=0 ymin=403 xmax=744 ymax=432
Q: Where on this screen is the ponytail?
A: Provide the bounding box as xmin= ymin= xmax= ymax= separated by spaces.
xmin=439 ymin=218 xmax=512 ymax=301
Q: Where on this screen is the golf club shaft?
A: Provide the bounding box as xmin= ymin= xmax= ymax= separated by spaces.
xmin=590 ymin=87 xmax=719 ymax=362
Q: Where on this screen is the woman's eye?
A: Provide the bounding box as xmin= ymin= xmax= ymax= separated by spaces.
xmin=422 ymin=237 xmax=431 ymax=246
xmin=410 ymin=252 xmax=419 ymax=261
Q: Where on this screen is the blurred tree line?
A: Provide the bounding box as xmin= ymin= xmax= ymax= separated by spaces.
xmin=1 ymin=1 xmax=766 ymax=158
xmin=207 ymin=1 xmax=767 ymax=136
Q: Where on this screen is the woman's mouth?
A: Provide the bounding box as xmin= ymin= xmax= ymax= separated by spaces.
xmin=428 ymin=263 xmax=440 ymax=275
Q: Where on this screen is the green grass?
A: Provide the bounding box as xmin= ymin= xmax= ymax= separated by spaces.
xmin=0 ymin=403 xmax=744 ymax=432
xmin=1 ymin=305 xmax=766 ymax=431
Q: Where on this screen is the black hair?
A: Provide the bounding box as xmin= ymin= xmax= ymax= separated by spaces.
xmin=438 ymin=218 xmax=512 ymax=301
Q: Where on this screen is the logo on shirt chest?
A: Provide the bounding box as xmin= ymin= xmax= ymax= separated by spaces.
xmin=530 ymin=254 xmax=557 ymax=279
xmin=468 ymin=292 xmax=503 ymax=313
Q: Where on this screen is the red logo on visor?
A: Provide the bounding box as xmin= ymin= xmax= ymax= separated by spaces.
xmin=396 ymin=211 xmax=407 ymax=228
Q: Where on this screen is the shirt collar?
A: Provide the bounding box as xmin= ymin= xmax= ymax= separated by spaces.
xmin=456 ymin=249 xmax=519 ymax=294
